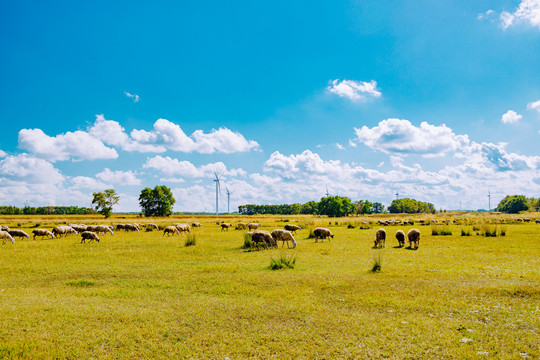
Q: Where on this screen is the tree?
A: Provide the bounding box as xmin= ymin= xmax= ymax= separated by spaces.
xmin=317 ymin=196 xmax=356 ymax=217
xmin=139 ymin=185 xmax=175 ymax=216
xmin=92 ymin=189 xmax=120 ymax=218
xmin=496 ymin=195 xmax=529 ymax=214
xmin=388 ymin=198 xmax=435 ymax=214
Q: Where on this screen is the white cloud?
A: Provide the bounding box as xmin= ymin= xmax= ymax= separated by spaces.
xmin=500 ymin=0 xmax=540 ymax=29
xmin=527 ymin=99 xmax=540 ymax=111
xmin=159 ymin=177 xmax=186 ymax=183
xmin=96 ymin=168 xmax=141 ymax=185
xmin=0 ymin=150 xmax=6 ymax=158
xmin=89 ymin=116 xmax=260 ymax=154
xmin=327 ymin=79 xmax=381 ymax=101
xmin=501 ymin=110 xmax=522 ymax=124
xmin=354 ymin=118 xmax=470 ymax=157
xmin=0 ymin=154 xmax=64 ymax=185
xmin=336 ymin=143 xmax=345 ymax=150
xmin=478 ymin=9 xmax=495 ymax=20
xmin=70 ymin=176 xmax=109 ymax=190
xmin=142 ymin=155 xmax=246 ymax=178
xmin=124 ymin=91 xmax=140 ymax=103
xmin=18 ymin=128 xmax=118 ymax=162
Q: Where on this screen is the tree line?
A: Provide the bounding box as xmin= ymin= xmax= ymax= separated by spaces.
xmin=0 ymin=205 xmax=95 ymax=215
xmin=496 ymin=195 xmax=540 ymax=213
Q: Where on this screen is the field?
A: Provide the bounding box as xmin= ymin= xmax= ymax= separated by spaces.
xmin=0 ymin=214 xmax=539 ymax=359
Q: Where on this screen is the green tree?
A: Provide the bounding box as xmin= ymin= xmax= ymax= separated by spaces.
xmin=388 ymin=198 xmax=435 ymax=214
xmin=496 ymin=195 xmax=529 ymax=214
xmin=318 ymin=196 xmax=356 ymax=217
xmin=139 ymin=185 xmax=176 ymax=216
xmin=92 ymin=189 xmax=120 ymax=218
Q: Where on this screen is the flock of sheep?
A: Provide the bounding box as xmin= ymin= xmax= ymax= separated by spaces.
xmin=374 ymin=228 xmax=421 ymax=250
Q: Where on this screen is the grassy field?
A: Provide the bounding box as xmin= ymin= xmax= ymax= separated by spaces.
xmin=0 ymin=214 xmax=538 ymax=359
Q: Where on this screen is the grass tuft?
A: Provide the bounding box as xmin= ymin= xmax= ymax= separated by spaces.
xmin=66 ymin=279 xmax=96 ymax=287
xmin=185 ymin=233 xmax=197 ymax=247
xmin=432 ymin=226 xmax=452 ymax=236
xmin=242 ymin=233 xmax=254 ymax=249
xmin=269 ymin=254 xmax=296 ymax=270
xmin=371 ymin=249 xmax=382 ymax=272
xmin=461 ymin=229 xmax=471 ymax=236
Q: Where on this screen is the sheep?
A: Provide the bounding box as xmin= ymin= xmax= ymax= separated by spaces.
xmin=175 ymin=223 xmax=191 ymax=233
xmin=8 ymin=229 xmax=30 ymax=240
xmin=407 ymin=228 xmax=420 ymax=250
xmin=374 ymin=228 xmax=386 ymax=248
xmin=523 ymin=218 xmax=531 ymax=223
xmin=80 ymin=231 xmax=100 ymax=243
xmin=271 ymin=229 xmax=297 ymax=248
xmin=192 ymin=222 xmax=203 ymax=228
xmin=235 ymin=222 xmax=248 ymax=230
xmin=536 ymin=220 xmax=540 ymax=224
xmin=93 ymin=225 xmax=113 ymax=235
xmin=251 ymin=230 xmax=277 ymax=249
xmin=32 ymin=229 xmax=55 ymax=240
xmin=313 ymin=227 xmax=334 ymax=242
xmin=220 ymin=223 xmax=232 ymax=231
xmin=52 ymin=225 xmax=78 ymax=238
xmin=0 ymin=231 xmax=15 ymax=244
xmin=115 ymin=224 xmax=126 ymax=231
xmin=2 ymin=225 xmax=10 ymax=232
xmin=70 ymin=224 xmax=87 ymax=233
xmin=284 ymin=224 xmax=302 ymax=233
xmin=163 ymin=226 xmax=180 ymax=236
xmin=395 ymin=229 xmax=406 ymax=247
xmin=247 ymin=222 xmax=261 ymax=230
xmin=145 ymin=223 xmax=159 ymax=231
xmin=124 ymin=224 xmax=139 ymax=232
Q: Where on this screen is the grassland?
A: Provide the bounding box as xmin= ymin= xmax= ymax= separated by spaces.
xmin=0 ymin=214 xmax=538 ymax=359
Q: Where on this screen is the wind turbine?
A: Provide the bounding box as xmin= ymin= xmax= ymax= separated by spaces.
xmin=213 ymin=171 xmax=221 ymax=215
xmin=325 ymin=185 xmax=330 ymax=197
xmin=395 ymin=192 xmax=399 ymax=200
xmin=226 ymin=187 xmax=234 ymax=214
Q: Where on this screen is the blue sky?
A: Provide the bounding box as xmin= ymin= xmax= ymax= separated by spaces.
xmin=1 ymin=0 xmax=539 ymax=212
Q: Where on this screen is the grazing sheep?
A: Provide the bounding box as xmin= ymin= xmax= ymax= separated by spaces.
xmin=523 ymin=218 xmax=531 ymax=223
xmin=32 ymin=229 xmax=55 ymax=240
xmin=284 ymin=224 xmax=301 ymax=233
xmin=145 ymin=223 xmax=159 ymax=231
xmin=251 ymin=230 xmax=277 ymax=249
xmin=0 ymin=230 xmax=15 ymax=244
xmin=93 ymin=225 xmax=114 ymax=235
xmin=52 ymin=225 xmax=78 ymax=238
xmin=235 ymin=222 xmax=248 ymax=230
xmin=192 ymin=222 xmax=203 ymax=228
xmin=124 ymin=224 xmax=139 ymax=232
xmin=175 ymin=223 xmax=191 ymax=233
xmin=115 ymin=224 xmax=126 ymax=231
xmin=247 ymin=222 xmax=261 ymax=230
xmin=418 ymin=219 xmax=426 ymax=224
xmin=220 ymin=223 xmax=232 ymax=231
xmin=516 ymin=218 xmax=523 ymax=222
xmin=80 ymin=231 xmax=100 ymax=243
xmin=407 ymin=228 xmax=420 ymax=250
xmin=313 ymin=227 xmax=334 ymax=242
xmin=2 ymin=225 xmax=10 ymax=232
xmin=70 ymin=224 xmax=87 ymax=233
xmin=536 ymin=220 xmax=540 ymax=224
xmin=395 ymin=230 xmax=406 ymax=247
xmin=271 ymin=229 xmax=297 ymax=248
xmin=163 ymin=226 xmax=180 ymax=236
xmin=8 ymin=229 xmax=30 ymax=240
xmin=374 ymin=228 xmax=386 ymax=248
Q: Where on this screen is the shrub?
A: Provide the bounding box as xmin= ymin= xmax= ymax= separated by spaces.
xmin=242 ymin=233 xmax=254 ymax=249
xmin=185 ymin=233 xmax=197 ymax=247
xmin=269 ymin=254 xmax=296 ymax=270
xmin=461 ymin=229 xmax=471 ymax=236
xmin=347 ymin=224 xmax=355 ymax=229
xmin=371 ymin=249 xmax=382 ymax=272
xmin=432 ymin=226 xmax=452 ymax=236
xmin=500 ymin=226 xmax=507 ymax=236
xmin=307 ymin=228 xmax=315 ymax=239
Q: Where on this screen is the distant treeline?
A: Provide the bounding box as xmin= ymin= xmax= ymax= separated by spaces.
xmin=0 ymin=206 xmax=95 ymax=215
xmin=387 ymin=198 xmax=436 ymax=214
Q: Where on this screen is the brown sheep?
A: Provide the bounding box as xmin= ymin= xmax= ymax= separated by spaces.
xmin=124 ymin=224 xmax=139 ymax=232
xmin=175 ymin=223 xmax=191 ymax=233
xmin=313 ymin=227 xmax=334 ymax=242
xmin=235 ymin=222 xmax=248 ymax=230
xmin=374 ymin=228 xmax=386 ymax=248
xmin=191 ymin=222 xmax=203 ymax=228
xmin=80 ymin=231 xmax=100 ymax=243
xmin=395 ymin=229 xmax=406 ymax=247
xmin=271 ymin=229 xmax=297 ymax=248
xmin=251 ymin=230 xmax=276 ymax=249
xmin=0 ymin=230 xmax=15 ymax=244
xmin=32 ymin=229 xmax=55 ymax=240
xmin=407 ymin=228 xmax=420 ymax=250
xmin=163 ymin=226 xmax=180 ymax=236
xmin=284 ymin=224 xmax=301 ymax=233
xmin=70 ymin=224 xmax=88 ymax=233
xmin=220 ymin=223 xmax=232 ymax=231
xmin=247 ymin=222 xmax=261 ymax=230
xmin=145 ymin=223 xmax=159 ymax=231
xmin=8 ymin=229 xmax=30 ymax=240
xmin=52 ymin=226 xmax=78 ymax=238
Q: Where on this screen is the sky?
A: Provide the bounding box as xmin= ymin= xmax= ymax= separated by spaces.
xmin=0 ymin=0 xmax=539 ymax=212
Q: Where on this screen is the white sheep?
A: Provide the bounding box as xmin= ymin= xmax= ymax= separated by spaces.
xmin=191 ymin=222 xmax=203 ymax=228
xmin=8 ymin=229 xmax=30 ymax=240
xmin=271 ymin=229 xmax=297 ymax=248
xmin=145 ymin=223 xmax=159 ymax=231
xmin=175 ymin=223 xmax=191 ymax=233
xmin=408 ymin=228 xmax=420 ymax=250
xmin=395 ymin=229 xmax=405 ymax=247
xmin=374 ymin=228 xmax=386 ymax=248
xmin=0 ymin=230 xmax=15 ymax=244
xmin=251 ymin=230 xmax=276 ymax=249
xmin=52 ymin=225 xmax=78 ymax=238
xmin=247 ymin=222 xmax=261 ymax=230
xmin=163 ymin=226 xmax=180 ymax=236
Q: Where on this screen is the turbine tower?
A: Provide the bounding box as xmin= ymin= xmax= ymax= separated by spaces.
xmin=213 ymin=172 xmax=221 ymax=215
xmin=325 ymin=185 xmax=330 ymax=197
xmin=395 ymin=192 xmax=399 ymax=200
xmin=226 ymin=187 xmax=233 ymax=214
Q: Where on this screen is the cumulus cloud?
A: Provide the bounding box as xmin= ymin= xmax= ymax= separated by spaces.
xmin=527 ymin=99 xmax=540 ymax=111
xmin=124 ymin=91 xmax=140 ymax=103
xmin=142 ymin=155 xmax=246 ymax=178
xmin=501 ymin=110 xmax=522 ymax=124
xmin=327 ymin=79 xmax=381 ymax=101
xmin=70 ymin=176 xmax=109 ymax=190
xmin=500 ymin=0 xmax=540 ymax=29
xmin=0 ymin=154 xmax=64 ymax=184
xmin=18 ymin=128 xmax=118 ymax=162
xmin=96 ymin=168 xmax=141 ymax=185
xmin=0 ymin=150 xmax=6 ymax=158
xmin=354 ymin=118 xmax=470 ymax=157
xmin=89 ymin=115 xmax=260 ymax=154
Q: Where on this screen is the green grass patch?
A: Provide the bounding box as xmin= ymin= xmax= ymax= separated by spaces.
xmin=65 ymin=279 xmax=96 ymax=287
xmin=431 ymin=226 xmax=452 ymax=235
xmin=269 ymin=254 xmax=296 ymax=270
xmin=185 ymin=233 xmax=197 ymax=246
